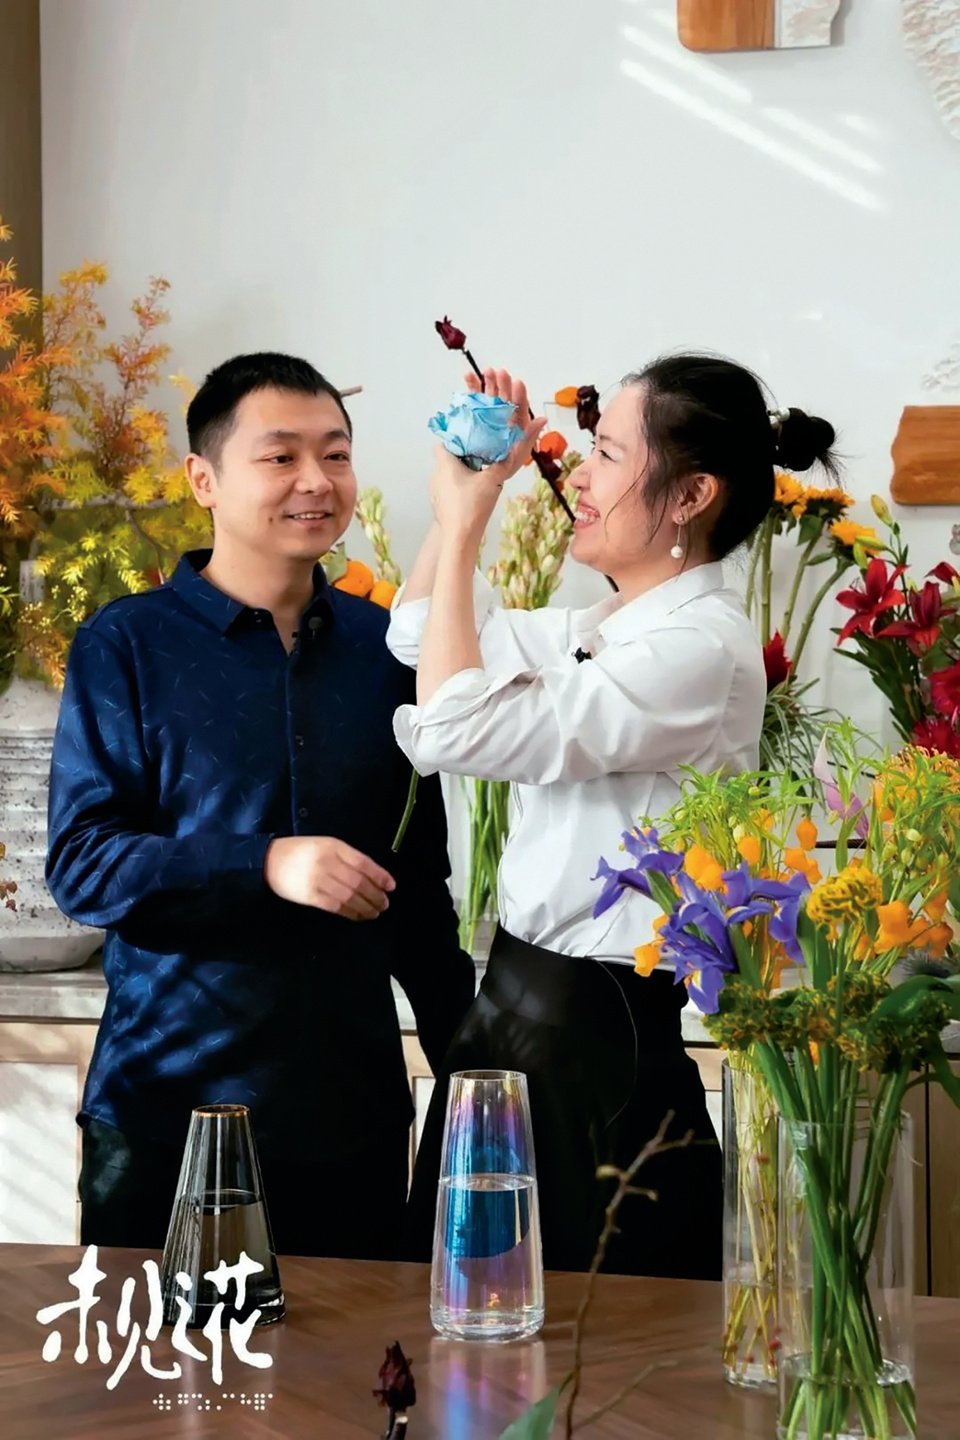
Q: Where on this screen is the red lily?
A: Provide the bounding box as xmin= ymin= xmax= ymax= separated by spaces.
xmin=928 ymin=561 xmax=959 ymax=586
xmin=912 ymin=715 xmax=960 ymax=758
xmin=875 ymin=580 xmax=943 ymax=654
xmin=763 ymin=632 xmax=793 ymax=691
xmin=836 ymin=559 xmax=907 ymax=644
xmin=929 ymin=660 xmax=960 ymax=719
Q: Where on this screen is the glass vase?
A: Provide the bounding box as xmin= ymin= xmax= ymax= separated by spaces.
xmin=722 ymin=1054 xmax=779 ymax=1388
xmin=777 ymin=1110 xmax=914 ymax=1440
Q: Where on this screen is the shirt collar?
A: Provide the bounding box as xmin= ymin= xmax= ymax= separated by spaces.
xmin=592 ymin=561 xmax=727 ymax=646
xmin=171 ymin=550 xmax=334 ymax=634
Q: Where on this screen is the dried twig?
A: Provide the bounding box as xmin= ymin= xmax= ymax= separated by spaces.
xmin=564 ymin=1113 xmax=694 ymax=1439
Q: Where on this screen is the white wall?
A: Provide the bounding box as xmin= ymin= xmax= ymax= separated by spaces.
xmin=40 ymin=0 xmax=960 ymax=739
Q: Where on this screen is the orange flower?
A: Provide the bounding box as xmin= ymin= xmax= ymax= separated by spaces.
xmin=737 ymin=834 xmax=762 ymax=866
xmin=368 ymin=579 xmax=398 ymax=609
xmin=874 ymin=901 xmax=928 ymax=954
xmin=634 ymin=943 xmax=661 ymax=977
xmin=684 ymin=844 xmax=725 ymax=892
xmin=784 ymin=848 xmax=821 ymax=884
xmin=924 ymin=923 xmax=954 ymax=958
xmin=809 ymin=1041 xmax=820 ymax=1068
xmin=925 ymin=890 xmax=949 ymax=923
xmin=537 ymin=431 xmax=567 ymax=461
xmin=554 ymin=386 xmax=579 ymax=407
xmin=795 ymin=817 xmax=818 ymax=852
xmin=334 ymin=559 xmax=375 ymax=597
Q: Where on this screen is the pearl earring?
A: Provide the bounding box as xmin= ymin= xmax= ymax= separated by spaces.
xmin=670 ymin=522 xmax=684 ymax=561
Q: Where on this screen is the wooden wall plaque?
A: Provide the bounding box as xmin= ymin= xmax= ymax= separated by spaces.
xmin=678 ymin=0 xmax=840 ymax=52
xmin=890 ymin=406 xmax=960 ymax=506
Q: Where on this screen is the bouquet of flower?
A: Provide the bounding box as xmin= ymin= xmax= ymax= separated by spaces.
xmin=834 ymin=498 xmax=960 ymax=758
xmin=594 ymin=735 xmax=960 ymax=1439
xmin=746 ymin=472 xmax=874 ymax=773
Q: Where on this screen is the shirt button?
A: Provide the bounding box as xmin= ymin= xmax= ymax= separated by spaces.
xmin=295 ymin=735 xmax=305 ymax=747
xmin=298 ymin=806 xmax=309 ymax=819
xmin=254 ymin=613 xmax=264 ymax=624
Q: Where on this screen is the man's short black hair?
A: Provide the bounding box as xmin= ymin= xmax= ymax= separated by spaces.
xmin=186 ymin=352 xmax=352 ymax=465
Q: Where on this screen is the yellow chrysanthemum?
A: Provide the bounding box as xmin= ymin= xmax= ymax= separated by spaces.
xmin=807 ymin=864 xmax=883 ymax=929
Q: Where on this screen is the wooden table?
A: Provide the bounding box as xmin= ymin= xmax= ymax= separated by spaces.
xmin=0 ymin=1245 xmax=957 ymax=1439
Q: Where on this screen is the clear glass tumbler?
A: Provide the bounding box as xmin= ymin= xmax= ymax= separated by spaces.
xmin=160 ymin=1103 xmax=284 ymax=1328
xmin=430 ymin=1070 xmax=544 ymax=1342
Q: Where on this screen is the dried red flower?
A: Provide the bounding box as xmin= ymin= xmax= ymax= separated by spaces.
xmin=435 ymin=316 xmax=466 ymax=350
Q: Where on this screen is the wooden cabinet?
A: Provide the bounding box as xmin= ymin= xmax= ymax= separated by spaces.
xmin=0 ymin=1020 xmax=97 ymax=1244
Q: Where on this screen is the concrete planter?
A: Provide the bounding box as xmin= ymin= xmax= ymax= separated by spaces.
xmin=0 ymin=678 xmax=102 ymax=972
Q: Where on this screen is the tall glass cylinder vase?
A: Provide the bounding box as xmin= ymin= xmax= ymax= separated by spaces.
xmin=777 ymin=1111 xmax=914 ymax=1440
xmin=722 ymin=1054 xmax=779 ymax=1388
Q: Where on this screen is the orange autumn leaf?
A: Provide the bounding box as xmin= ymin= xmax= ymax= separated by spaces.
xmin=334 ymin=559 xmax=375 ymax=597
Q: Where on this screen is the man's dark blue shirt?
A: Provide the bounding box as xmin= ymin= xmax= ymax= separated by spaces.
xmin=46 ymin=551 xmax=472 ymax=1161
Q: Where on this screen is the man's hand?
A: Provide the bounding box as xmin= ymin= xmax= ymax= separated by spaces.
xmin=264 ymin=837 xmax=396 ymax=921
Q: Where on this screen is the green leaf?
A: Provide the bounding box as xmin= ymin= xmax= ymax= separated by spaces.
xmin=876 ymin=974 xmax=960 ymax=1023
xmin=930 ymin=1045 xmax=960 ymax=1108
xmin=497 ymin=1381 xmax=569 ymax=1440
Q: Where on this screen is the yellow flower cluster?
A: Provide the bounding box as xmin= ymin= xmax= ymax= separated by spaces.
xmin=806 ymin=864 xmax=884 ymax=930
xmin=773 ymin=472 xmax=853 ymax=520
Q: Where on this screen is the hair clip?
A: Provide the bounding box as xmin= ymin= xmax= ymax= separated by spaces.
xmin=768 ymin=407 xmax=791 ymax=430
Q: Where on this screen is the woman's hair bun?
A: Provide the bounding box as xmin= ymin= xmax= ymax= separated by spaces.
xmin=774 ymin=407 xmax=838 ymax=475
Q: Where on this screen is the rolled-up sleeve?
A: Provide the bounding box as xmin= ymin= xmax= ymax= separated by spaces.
xmin=387 ymin=572 xmax=573 ymax=673
xmin=392 ymin=627 xmax=735 ymax=786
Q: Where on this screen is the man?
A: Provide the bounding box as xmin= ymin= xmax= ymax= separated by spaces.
xmin=46 ymin=353 xmax=474 ymax=1259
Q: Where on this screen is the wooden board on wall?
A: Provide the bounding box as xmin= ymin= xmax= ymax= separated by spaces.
xmin=891 ymin=406 xmax=960 ymax=506
xmin=678 ymin=0 xmax=840 ymax=53
xmin=678 ymin=0 xmax=774 ymax=51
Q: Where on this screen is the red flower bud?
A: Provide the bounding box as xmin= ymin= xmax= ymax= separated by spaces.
xmin=435 ymin=316 xmax=466 ymax=351
xmin=576 ymin=384 xmax=601 ymax=435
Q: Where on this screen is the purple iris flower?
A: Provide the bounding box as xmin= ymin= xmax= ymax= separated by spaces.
xmin=767 ymin=871 xmax=810 ymax=967
xmin=592 ymin=831 xmax=683 ymax=918
xmin=660 ymin=878 xmax=774 ymax=1014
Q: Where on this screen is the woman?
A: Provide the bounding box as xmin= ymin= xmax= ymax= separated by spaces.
xmin=387 ymin=354 xmax=838 ymax=1279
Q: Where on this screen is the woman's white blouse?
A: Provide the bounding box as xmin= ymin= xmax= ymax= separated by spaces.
xmin=387 ymin=562 xmax=766 ymax=964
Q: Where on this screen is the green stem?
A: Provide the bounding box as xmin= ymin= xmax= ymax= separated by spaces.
xmin=745 ymin=527 xmax=764 ymax=622
xmin=791 ymin=563 xmax=848 ymax=673
xmin=760 ymin=518 xmax=775 ymax=646
xmin=781 ymin=533 xmax=821 ymax=648
xmin=390 ymin=769 xmax=419 ymax=852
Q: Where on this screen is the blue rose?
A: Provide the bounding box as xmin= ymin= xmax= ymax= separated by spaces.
xmin=428 ymin=391 xmax=524 ymax=470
